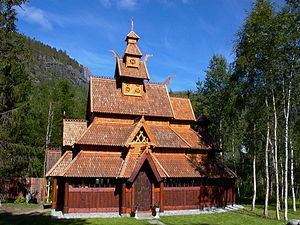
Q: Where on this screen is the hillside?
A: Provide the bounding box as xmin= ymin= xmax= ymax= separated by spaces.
xmin=0 ymin=33 xmax=88 ymax=177
xmin=23 ymin=35 xmax=87 ymax=86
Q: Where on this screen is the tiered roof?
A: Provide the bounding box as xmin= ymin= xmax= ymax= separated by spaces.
xmin=73 ymin=118 xmax=211 ymax=150
xmin=47 ymin=28 xmax=234 ymax=181
xmin=47 ymin=150 xmax=236 ymax=179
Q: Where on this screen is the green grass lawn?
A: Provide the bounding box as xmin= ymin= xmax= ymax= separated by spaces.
xmin=160 ymin=204 xmax=300 ymax=225
xmin=0 ymin=202 xmax=299 ymax=225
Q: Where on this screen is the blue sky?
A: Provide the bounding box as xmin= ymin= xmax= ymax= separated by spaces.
xmin=15 ymin=0 xmax=255 ymax=91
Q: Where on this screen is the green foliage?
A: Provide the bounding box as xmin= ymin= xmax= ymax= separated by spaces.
xmin=192 ymin=0 xmax=300 ymax=203
xmin=1 ymin=194 xmax=9 ymax=203
xmin=0 ymin=1 xmax=87 ymax=177
xmin=14 ymin=197 xmax=26 ymax=204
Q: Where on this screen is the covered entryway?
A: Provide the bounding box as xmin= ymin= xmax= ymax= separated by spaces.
xmin=127 ymin=150 xmax=162 ymax=213
xmin=134 ymin=169 xmax=152 ymax=211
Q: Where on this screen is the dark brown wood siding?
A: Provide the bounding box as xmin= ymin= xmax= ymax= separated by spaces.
xmin=68 ymin=187 xmax=119 ymax=213
xmin=164 ymin=184 xmax=235 ymax=210
xmin=164 ymin=187 xmax=200 ymax=210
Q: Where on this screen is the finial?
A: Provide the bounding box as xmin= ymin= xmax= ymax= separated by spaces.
xmin=131 ymin=17 xmax=134 ymax=31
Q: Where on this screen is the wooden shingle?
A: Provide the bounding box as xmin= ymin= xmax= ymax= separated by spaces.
xmin=46 ymin=151 xmax=73 ymax=177
xmin=63 ymin=119 xmax=87 ymax=146
xmin=171 ymin=127 xmax=212 ymax=150
xmin=170 ymin=97 xmax=196 ymax=121
xmin=63 ymin=151 xmax=123 ymax=177
xmin=90 ymin=78 xmax=173 ymax=117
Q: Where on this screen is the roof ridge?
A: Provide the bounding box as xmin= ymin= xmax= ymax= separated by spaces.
xmin=118 ymin=152 xmax=131 ymax=178
xmin=61 ymin=151 xmax=82 ymax=177
xmin=170 ymin=96 xmax=190 ymax=100
xmin=75 ymin=121 xmax=94 ymax=145
xmin=150 ymin=152 xmax=169 ymax=177
xmin=64 ymin=119 xmax=87 ymax=122
xmin=169 ymin=126 xmax=191 ymax=148
xmin=92 ymin=76 xmax=115 ymax=80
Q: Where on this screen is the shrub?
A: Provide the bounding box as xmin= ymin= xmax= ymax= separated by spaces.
xmin=0 ymin=194 xmax=9 ymax=203
xmin=14 ymin=197 xmax=26 ymax=204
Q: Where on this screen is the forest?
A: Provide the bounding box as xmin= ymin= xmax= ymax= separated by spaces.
xmin=0 ymin=0 xmax=299 ymax=221
xmin=0 ymin=0 xmax=88 ymax=178
xmin=173 ymin=0 xmax=300 ymax=220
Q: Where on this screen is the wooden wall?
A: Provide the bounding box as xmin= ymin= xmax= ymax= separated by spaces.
xmin=164 ymin=186 xmax=235 ymax=210
xmin=0 ymin=177 xmax=46 ymax=203
xmin=67 ymin=187 xmax=119 ymax=213
xmin=61 ymin=180 xmax=235 ymax=213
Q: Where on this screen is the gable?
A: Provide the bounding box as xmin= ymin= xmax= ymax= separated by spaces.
xmin=132 ymin=127 xmax=150 ymax=143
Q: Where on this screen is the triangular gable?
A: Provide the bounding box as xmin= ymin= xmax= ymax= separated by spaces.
xmin=127 ymin=151 xmax=161 ymax=183
xmin=125 ymin=118 xmax=156 ymax=146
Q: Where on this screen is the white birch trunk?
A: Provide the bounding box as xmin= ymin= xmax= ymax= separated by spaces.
xmin=44 ymin=102 xmax=54 ymax=203
xmin=281 ymin=158 xmax=284 ymax=206
xmin=252 ymin=152 xmax=256 ymax=210
xmin=284 ymin=81 xmax=291 ymax=221
xmin=264 ymin=98 xmax=270 ymax=216
xmin=272 ymin=91 xmax=280 ymax=220
xmin=290 ymin=140 xmax=296 ymax=212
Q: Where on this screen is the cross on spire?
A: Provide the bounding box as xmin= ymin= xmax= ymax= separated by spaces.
xmin=131 ymin=17 xmax=134 ymax=31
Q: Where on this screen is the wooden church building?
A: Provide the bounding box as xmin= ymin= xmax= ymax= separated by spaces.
xmin=46 ymin=28 xmax=237 ymax=215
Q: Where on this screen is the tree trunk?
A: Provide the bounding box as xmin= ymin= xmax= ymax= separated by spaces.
xmin=44 ymin=102 xmax=54 ymax=203
xmin=283 ymin=81 xmax=291 ymax=221
xmin=290 ymin=140 xmax=296 ymax=212
xmin=272 ymin=91 xmax=280 ymax=220
xmin=252 ymin=152 xmax=257 ymax=211
xmin=264 ymin=99 xmax=270 ymax=216
xmin=281 ymin=158 xmax=284 ymax=206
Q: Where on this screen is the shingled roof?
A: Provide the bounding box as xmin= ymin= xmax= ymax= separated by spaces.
xmin=75 ymin=119 xmax=212 ymax=150
xmin=117 ymin=58 xmax=149 ymax=79
xmin=76 ymin=122 xmax=135 ymax=146
xmin=90 ymin=78 xmax=173 ymax=117
xmin=124 ymin=43 xmax=142 ymax=56
xmin=147 ymin=125 xmax=190 ymax=148
xmin=63 ymin=151 xmax=123 ymax=177
xmin=171 ymin=127 xmax=211 ymax=150
xmin=46 ymin=150 xmax=235 ymax=179
xmin=63 ymin=119 xmax=87 ymax=146
xmin=170 ymin=97 xmax=195 ymax=121
xmin=46 ymin=151 xmax=73 ymax=177
xmin=152 ymin=153 xmax=236 ymax=178
xmin=45 ymin=148 xmax=61 ymax=173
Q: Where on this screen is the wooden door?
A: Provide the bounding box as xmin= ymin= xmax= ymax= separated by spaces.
xmin=134 ymin=171 xmax=151 ymax=211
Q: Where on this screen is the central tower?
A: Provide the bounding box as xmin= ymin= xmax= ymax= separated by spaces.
xmin=112 ymin=28 xmax=151 ymax=97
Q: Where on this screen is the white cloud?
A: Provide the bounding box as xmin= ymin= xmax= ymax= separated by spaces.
xmin=15 ymin=5 xmax=52 ymax=29
xmin=99 ymin=0 xmax=112 ymax=8
xmin=118 ymin=0 xmax=137 ymax=10
xmin=99 ymin=0 xmax=137 ymax=10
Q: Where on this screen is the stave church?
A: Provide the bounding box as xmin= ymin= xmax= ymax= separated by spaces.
xmin=46 ymin=26 xmax=237 ymax=215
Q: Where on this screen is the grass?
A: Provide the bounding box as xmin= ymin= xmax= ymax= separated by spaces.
xmin=0 ymin=202 xmax=299 ymax=225
xmin=160 ymin=204 xmax=300 ymax=225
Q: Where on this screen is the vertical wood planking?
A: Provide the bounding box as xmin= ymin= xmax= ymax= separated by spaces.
xmin=63 ymin=181 xmax=69 ymax=213
xmin=52 ymin=178 xmax=58 ymax=209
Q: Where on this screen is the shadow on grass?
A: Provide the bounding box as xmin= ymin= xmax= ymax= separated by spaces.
xmin=0 ymin=212 xmax=90 ymax=225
